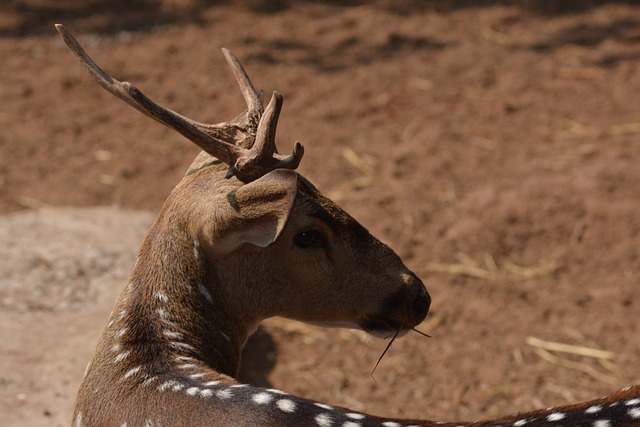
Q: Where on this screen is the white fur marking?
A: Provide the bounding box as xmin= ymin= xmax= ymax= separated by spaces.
xmin=74 ymin=412 xmax=82 ymax=427
xmin=267 ymin=388 xmax=288 ymax=395
xmin=154 ymin=291 xmax=168 ymax=302
xmin=315 ymin=402 xmax=334 ymax=410
xmin=198 ymin=282 xmax=213 ymax=303
xmin=216 ymin=389 xmax=233 ymax=399
xmin=382 ymin=422 xmax=401 ymax=427
xmin=186 ymin=387 xmax=200 ymax=396
xmin=114 ymin=328 xmax=128 ymax=338
xmin=513 ymin=420 xmax=527 ymax=426
xmin=113 ymin=350 xmax=131 ymax=364
xmin=315 ymin=413 xmax=333 ymax=427
xmin=252 ymin=392 xmax=274 ymax=405
xmin=141 ymin=376 xmax=158 ymax=387
xmin=626 ymin=399 xmax=640 ymax=406
xmin=594 ymin=420 xmax=611 ymax=427
xmin=172 ymin=383 xmax=185 ymax=392
xmin=169 ymin=341 xmax=196 ymax=351
xmin=178 ymin=363 xmax=197 ymax=370
xmin=276 ymin=398 xmax=296 ymax=413
xmin=203 ymin=380 xmax=220 ymax=387
xmin=163 ymin=330 xmax=183 ymax=339
xmin=342 ymin=422 xmax=361 ymax=427
xmin=158 ymin=380 xmax=180 ymax=392
xmin=586 ymin=405 xmax=602 ymax=414
xmin=189 ymin=373 xmax=206 ymax=379
xmin=346 ymin=413 xmax=365 ymax=420
xmin=546 ymin=413 xmax=565 ymax=422
xmin=629 ymin=407 xmax=640 ymax=419
xmin=122 ymin=366 xmax=142 ymax=380
xmin=193 ymin=239 xmax=200 ymax=259
xmin=199 ymin=389 xmax=214 ymax=398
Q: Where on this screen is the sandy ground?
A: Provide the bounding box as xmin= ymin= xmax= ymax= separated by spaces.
xmin=1 ymin=2 xmax=639 ymax=426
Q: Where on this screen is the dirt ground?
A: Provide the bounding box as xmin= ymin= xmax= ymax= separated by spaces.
xmin=1 ymin=1 xmax=639 ymax=426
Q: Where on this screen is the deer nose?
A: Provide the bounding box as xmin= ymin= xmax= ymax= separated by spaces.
xmin=413 ymin=288 xmax=431 ymax=324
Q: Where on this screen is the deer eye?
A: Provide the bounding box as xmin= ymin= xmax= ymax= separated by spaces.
xmin=293 ymin=230 xmax=323 ymax=248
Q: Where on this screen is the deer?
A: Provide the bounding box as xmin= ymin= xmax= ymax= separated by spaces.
xmin=56 ymin=24 xmax=640 ymax=427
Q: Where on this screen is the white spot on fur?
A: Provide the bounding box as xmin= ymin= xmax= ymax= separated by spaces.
xmin=169 ymin=341 xmax=196 ymax=351
xmin=193 ymin=239 xmax=200 ymax=259
xmin=216 ymin=389 xmax=233 ymax=399
xmin=158 ymin=380 xmax=178 ymax=392
xmin=276 ymin=398 xmax=296 ymax=413
xmin=113 ymin=351 xmax=131 ymax=364
xmin=382 ymin=422 xmax=401 ymax=427
xmin=189 ymin=373 xmax=206 ymax=379
xmin=122 ymin=366 xmax=142 ymax=381
xmin=342 ymin=422 xmax=361 ymax=427
xmin=252 ymin=392 xmax=274 ymax=405
xmin=141 ymin=376 xmax=158 ymax=387
xmin=186 ymin=387 xmax=200 ymax=396
xmin=120 ymin=423 xmax=128 ymax=427
xmin=346 ymin=413 xmax=365 ymax=420
xmin=74 ymin=412 xmax=82 ymax=427
xmin=315 ymin=402 xmax=334 ymax=410
xmin=199 ymin=389 xmax=214 ymax=398
xmin=219 ymin=331 xmax=231 ymax=343
xmin=163 ymin=330 xmax=183 ymax=339
xmin=203 ymin=380 xmax=220 ymax=387
xmin=154 ymin=292 xmax=168 ymax=302
xmin=629 ymin=407 xmax=640 ymax=419
xmin=114 ymin=328 xmax=128 ymax=338
xmin=513 ymin=420 xmax=527 ymax=426
xmin=198 ymin=281 xmax=213 ymax=303
xmin=546 ymin=413 xmax=565 ymax=422
xmin=315 ymin=413 xmax=333 ymax=427
xmin=231 ymin=384 xmax=247 ymax=388
xmin=586 ymin=405 xmax=602 ymax=414
xmin=172 ymin=383 xmax=184 ymax=392
xmin=626 ymin=399 xmax=640 ymax=406
xmin=178 ymin=363 xmax=197 ymax=370
xmin=594 ymin=420 xmax=611 ymax=427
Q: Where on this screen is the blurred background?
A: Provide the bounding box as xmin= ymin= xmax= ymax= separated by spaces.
xmin=1 ymin=1 xmax=639 ymax=426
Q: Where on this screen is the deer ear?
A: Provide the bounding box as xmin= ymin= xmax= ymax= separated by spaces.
xmin=200 ymin=169 xmax=299 ymax=254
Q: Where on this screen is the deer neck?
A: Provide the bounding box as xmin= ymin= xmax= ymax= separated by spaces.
xmin=105 ymin=214 xmax=258 ymax=380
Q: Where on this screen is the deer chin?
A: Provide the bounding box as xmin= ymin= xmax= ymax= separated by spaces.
xmin=359 ymin=316 xmax=410 ymax=339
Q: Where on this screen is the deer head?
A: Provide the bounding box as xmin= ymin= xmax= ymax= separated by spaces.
xmin=56 ymin=25 xmax=430 ymax=371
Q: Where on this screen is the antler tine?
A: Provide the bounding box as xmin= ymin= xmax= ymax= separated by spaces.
xmin=253 ymin=91 xmax=283 ymax=161
xmin=55 ymin=24 xmax=240 ymax=167
xmin=221 ymin=48 xmax=263 ymax=121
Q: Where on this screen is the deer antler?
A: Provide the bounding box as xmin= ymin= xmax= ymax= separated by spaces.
xmin=55 ymin=24 xmax=303 ymax=182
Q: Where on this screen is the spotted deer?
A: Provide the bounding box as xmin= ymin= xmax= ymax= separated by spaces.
xmin=57 ymin=25 xmax=640 ymax=427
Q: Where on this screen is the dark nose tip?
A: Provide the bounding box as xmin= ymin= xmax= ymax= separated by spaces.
xmin=413 ymin=288 xmax=431 ymax=324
